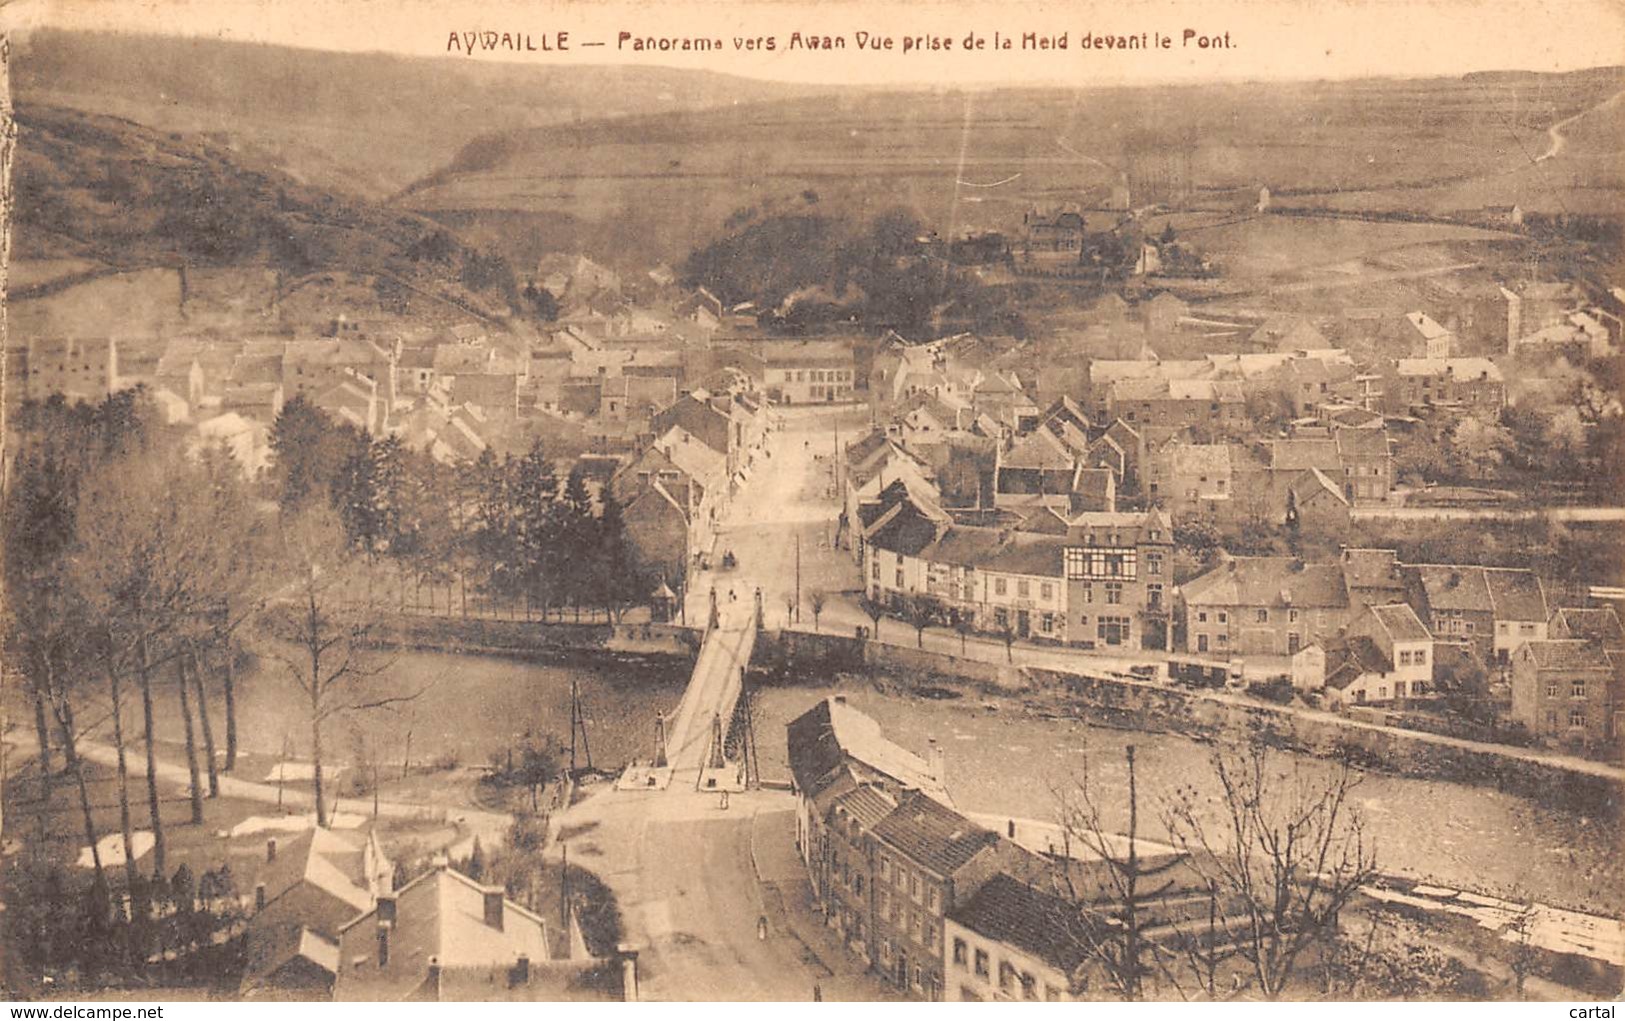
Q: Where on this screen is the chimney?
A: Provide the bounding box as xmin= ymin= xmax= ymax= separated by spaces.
xmin=1007 ymin=819 xmax=1017 ymax=839
xmin=254 ymin=882 xmax=266 ymax=912
xmin=377 ymin=893 xmax=397 ymax=925
xmin=483 ymin=887 xmax=505 ymax=930
xmin=928 ymin=739 xmax=946 ymax=787
xmin=376 ymin=921 xmax=392 ymax=967
xmin=832 ymin=694 xmax=847 ymax=705
xmin=512 ymin=954 xmax=530 ymax=987
xmin=266 ymin=837 xmax=278 ymax=863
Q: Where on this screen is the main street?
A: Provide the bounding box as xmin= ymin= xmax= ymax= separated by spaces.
xmin=557 ymin=405 xmax=900 ymax=1000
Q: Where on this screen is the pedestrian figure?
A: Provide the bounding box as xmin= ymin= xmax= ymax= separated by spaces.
xmin=813 ymin=983 xmax=823 ymax=1002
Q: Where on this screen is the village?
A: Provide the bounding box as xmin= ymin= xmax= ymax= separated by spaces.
xmin=4 ymin=35 xmax=1625 ymax=1006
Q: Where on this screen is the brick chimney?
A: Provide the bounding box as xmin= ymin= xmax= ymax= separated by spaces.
xmin=254 ymin=882 xmax=266 ymax=912
xmin=483 ymin=887 xmax=505 ymax=930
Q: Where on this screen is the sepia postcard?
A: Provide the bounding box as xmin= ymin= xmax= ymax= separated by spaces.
xmin=0 ymin=0 xmax=1622 ymax=1005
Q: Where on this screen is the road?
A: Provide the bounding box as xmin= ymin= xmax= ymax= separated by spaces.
xmin=1353 ymin=505 xmax=1625 ymax=523
xmin=554 ymin=783 xmax=896 ymax=1001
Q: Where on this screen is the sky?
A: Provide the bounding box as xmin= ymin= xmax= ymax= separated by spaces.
xmin=8 ymin=0 xmax=1625 ymax=87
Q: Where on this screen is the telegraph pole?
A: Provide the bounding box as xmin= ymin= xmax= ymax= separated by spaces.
xmin=794 ymin=534 xmax=802 ymax=623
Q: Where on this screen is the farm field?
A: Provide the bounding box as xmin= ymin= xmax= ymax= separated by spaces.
xmin=403 ymin=69 xmax=1624 ymax=267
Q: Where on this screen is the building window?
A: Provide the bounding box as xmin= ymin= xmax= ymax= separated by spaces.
xmin=1218 ymin=612 xmax=1229 ymax=625
xmin=1520 ymin=623 xmax=1537 ymax=635
xmin=1017 ymin=580 xmax=1030 ymax=598
xmin=910 ymin=874 xmax=921 ymax=900
xmin=953 ymin=938 xmax=968 ymax=967
xmin=872 ymin=559 xmax=880 ymax=580
xmin=1573 ymin=680 xmax=1588 ymax=698
xmin=1548 ymin=710 xmax=1558 ymax=728
xmin=1040 ymin=582 xmax=1054 ymax=600
xmin=1148 ymin=553 xmax=1163 ymax=576
xmin=1022 ymin=973 xmax=1038 ymax=1001
xmin=995 ymin=578 xmax=1008 ymax=596
xmin=1399 ymin=650 xmax=1412 ymax=666
xmin=1547 ymin=681 xmax=1560 ymax=698
xmin=1041 ymin=612 xmax=1056 ymax=634
xmin=927 ymin=887 xmax=939 ymax=911
xmin=895 ymin=568 xmax=904 ymax=588
xmin=1570 ymin=708 xmax=1587 ymax=728
xmin=1416 ymin=649 xmax=1427 ymax=665
xmin=924 ymin=920 xmax=937 ymax=947
xmin=1288 ymin=632 xmax=1301 ymax=654
xmin=1197 ymin=611 xmax=1208 ymax=623
xmin=1105 ymin=581 xmax=1123 ymax=605
xmin=1256 ymin=608 xmax=1269 ymax=623
xmin=1081 ymin=583 xmax=1093 ymax=604
xmin=1148 ymin=584 xmax=1163 ymax=610
xmin=998 ymin=961 xmax=1016 ymax=993
xmin=1288 ymin=608 xmax=1299 ymax=623
xmin=974 ymin=949 xmax=989 ymax=978
xmin=1064 ymin=547 xmax=1086 ymax=579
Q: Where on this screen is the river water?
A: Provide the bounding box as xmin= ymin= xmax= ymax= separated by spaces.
xmin=202 ymin=645 xmax=687 ymax=776
xmin=195 ymin=647 xmax=1619 ymax=913
xmin=751 ymin=680 xmax=1624 ymax=916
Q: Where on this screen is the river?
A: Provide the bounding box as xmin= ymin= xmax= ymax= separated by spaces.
xmin=178 ymin=644 xmax=688 ymax=778
xmin=751 ymin=680 xmax=1623 ymax=916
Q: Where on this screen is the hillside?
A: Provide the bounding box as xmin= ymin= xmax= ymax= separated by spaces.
xmin=403 ymin=68 xmax=1625 ymax=268
xmin=13 ymin=28 xmax=835 ymax=200
xmin=14 ymin=103 xmax=522 ymax=323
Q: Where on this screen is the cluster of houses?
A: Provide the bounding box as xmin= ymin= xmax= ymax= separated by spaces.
xmin=848 ymin=344 xmax=1620 ymax=750
xmin=7 ymin=256 xmax=860 ymax=478
xmin=787 ymin=695 xmax=1245 ymax=1001
xmin=217 ymin=825 xmax=622 ymax=1001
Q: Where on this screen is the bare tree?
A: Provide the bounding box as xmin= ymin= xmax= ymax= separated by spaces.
xmin=263 ymin=506 xmax=419 ymax=826
xmin=1164 ymin=739 xmax=1378 ymax=1000
xmin=809 ymin=590 xmax=826 ymax=632
xmin=900 ymin=593 xmax=935 ymax=648
xmin=1050 ymin=744 xmax=1185 ymax=1000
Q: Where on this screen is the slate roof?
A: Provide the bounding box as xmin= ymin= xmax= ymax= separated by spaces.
xmin=1520 ymin=640 xmax=1614 ymax=672
xmin=1165 ymin=443 xmax=1232 ymax=478
xmin=832 ymin=784 xmax=899 ymax=830
xmin=1335 ymin=427 xmax=1391 ymax=458
xmin=977 ymin=533 xmax=1070 ymax=577
xmin=1484 ymin=568 xmax=1549 ymax=623
xmin=1323 ymin=635 xmax=1393 ymax=688
xmin=1371 ymin=603 xmax=1432 ymax=643
xmin=871 ymin=790 xmax=998 ymax=878
xmin=1407 ymin=565 xmax=1493 ymax=613
xmin=1549 ymin=607 xmax=1625 ymax=649
xmin=948 ymin=872 xmax=1093 ymax=975
xmin=1002 ymin=428 xmax=1077 ymax=472
xmin=333 ymin=866 xmax=551 ymax=1001
xmin=786 ymin=698 xmax=945 ymax=801
xmin=1270 ymin=439 xmax=1341 ymax=472
xmin=1181 ymin=556 xmax=1349 ymax=609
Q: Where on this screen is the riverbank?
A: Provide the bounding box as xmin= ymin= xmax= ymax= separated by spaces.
xmin=752 ymin=628 xmax=1623 ymax=814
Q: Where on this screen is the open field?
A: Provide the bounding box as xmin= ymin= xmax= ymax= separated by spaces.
xmin=402 ymin=69 xmax=1623 ymax=267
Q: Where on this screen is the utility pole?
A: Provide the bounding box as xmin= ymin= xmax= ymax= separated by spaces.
xmin=794 ymin=534 xmax=802 ymax=623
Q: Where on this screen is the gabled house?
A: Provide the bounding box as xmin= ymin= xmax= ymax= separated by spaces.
xmin=240 ymin=828 xmax=393 ymax=999
xmin=1180 ymin=556 xmax=1352 ymax=657
xmin=1403 ymin=565 xmax=1549 ymax=661
xmin=1509 ymin=640 xmax=1621 ymax=749
xmin=1309 ymin=603 xmax=1434 ymax=707
xmin=332 ymin=863 xmax=590 ymax=1001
